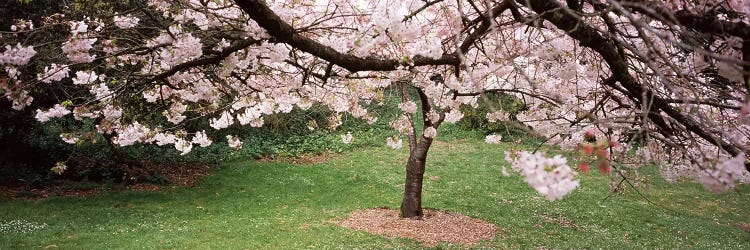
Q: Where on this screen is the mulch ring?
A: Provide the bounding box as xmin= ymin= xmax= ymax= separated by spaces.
xmin=0 ymin=162 xmax=211 ymax=200
xmin=335 ymin=207 xmax=498 ymax=247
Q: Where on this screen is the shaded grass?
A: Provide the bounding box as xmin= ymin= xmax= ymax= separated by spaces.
xmin=1 ymin=138 xmax=748 ymax=249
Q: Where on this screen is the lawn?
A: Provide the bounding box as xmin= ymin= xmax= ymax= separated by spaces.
xmin=1 ymin=138 xmax=749 ymax=249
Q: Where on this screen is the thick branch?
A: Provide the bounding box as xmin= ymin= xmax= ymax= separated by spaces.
xmin=518 ymin=0 xmax=743 ymax=157
xmin=619 ymin=0 xmax=750 ymax=39
xmin=233 ymin=0 xmax=460 ymax=72
xmin=147 ymin=38 xmax=260 ymax=85
xmin=459 ymin=1 xmax=513 ymax=53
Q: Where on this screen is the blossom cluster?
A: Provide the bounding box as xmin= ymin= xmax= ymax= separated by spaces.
xmin=37 ymin=64 xmax=70 ymax=83
xmin=398 ymin=101 xmax=418 ymax=114
xmin=114 ymin=14 xmax=139 ymax=29
xmin=61 ymin=20 xmax=98 ymax=63
xmin=341 ymin=132 xmax=353 ymax=144
xmin=227 ymin=135 xmax=243 ymax=150
xmin=35 ymin=104 xmax=71 ymax=122
xmin=504 ymin=151 xmax=580 ymax=201
xmin=0 ymin=43 xmax=36 ymax=66
xmin=485 ymin=134 xmax=502 ymax=144
xmin=386 ymin=135 xmax=403 ymax=149
xmin=698 ymin=153 xmax=748 ymax=193
xmin=423 ymin=127 xmax=437 ymax=139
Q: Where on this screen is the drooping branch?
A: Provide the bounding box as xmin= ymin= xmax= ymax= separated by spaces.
xmin=617 ymin=0 xmax=750 ymax=39
xmin=517 ymin=0 xmax=746 ymax=161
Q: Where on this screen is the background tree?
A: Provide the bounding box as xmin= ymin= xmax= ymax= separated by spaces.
xmin=1 ymin=0 xmax=749 ymax=218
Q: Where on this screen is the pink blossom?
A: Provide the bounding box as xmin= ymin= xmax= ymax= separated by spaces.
xmin=163 ymin=102 xmax=187 ymax=124
xmin=423 ymin=127 xmax=437 ymax=139
xmin=37 ymin=64 xmax=70 ymax=83
xmin=237 ymin=107 xmax=264 ymax=127
xmin=60 ymin=134 xmax=79 ymax=144
xmin=210 ymin=111 xmax=234 ymax=130
xmin=52 ymin=162 xmax=68 ymax=175
xmin=158 ymin=32 xmax=203 ymax=69
xmin=174 ymin=138 xmax=193 ymax=155
xmin=699 ymin=153 xmax=747 ymax=193
xmin=7 ymin=90 xmax=33 ymax=110
xmin=443 ymin=110 xmax=464 ymax=123
xmin=114 ymin=14 xmax=139 ymax=29
xmin=102 ymin=104 xmax=122 ymax=121
xmin=192 ymin=130 xmax=212 ymax=147
xmin=69 ymin=20 xmax=88 ymax=35
xmin=398 ymin=101 xmax=418 ymax=114
xmin=385 ymin=135 xmax=402 ymax=149
xmin=504 ymin=151 xmax=580 ymax=201
xmin=390 ymin=115 xmax=412 ymax=134
xmin=153 ymin=132 xmax=176 ymax=146
xmin=485 ymin=134 xmax=502 ymax=144
xmin=147 ymin=32 xmax=174 ymax=48
xmin=73 ymin=106 xmax=100 ymax=120
xmin=62 ymin=38 xmax=97 ymax=63
xmin=35 ymin=104 xmax=71 ymax=122
xmin=113 ymin=122 xmax=151 ymax=146
xmin=146 ymin=0 xmax=170 ymax=11
xmin=90 ymin=82 xmax=112 ymax=101
xmin=226 ymin=135 xmax=243 ymax=150
xmin=740 ymin=100 xmax=750 ymax=124
xmin=72 ymin=71 xmax=98 ymax=85
xmin=0 ymin=43 xmax=36 ymax=66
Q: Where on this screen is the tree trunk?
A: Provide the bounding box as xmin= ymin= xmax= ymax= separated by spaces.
xmin=400 ymin=142 xmax=431 ymax=219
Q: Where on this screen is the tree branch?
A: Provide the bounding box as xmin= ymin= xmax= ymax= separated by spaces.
xmin=518 ymin=0 xmax=744 ymax=160
xmin=233 ymin=0 xmax=460 ymax=73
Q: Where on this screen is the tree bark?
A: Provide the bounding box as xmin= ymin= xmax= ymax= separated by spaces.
xmin=400 ymin=142 xmax=430 ymax=219
xmin=398 ymin=83 xmax=443 ymax=219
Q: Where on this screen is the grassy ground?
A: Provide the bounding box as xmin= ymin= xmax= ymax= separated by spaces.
xmin=1 ymin=138 xmax=748 ymax=249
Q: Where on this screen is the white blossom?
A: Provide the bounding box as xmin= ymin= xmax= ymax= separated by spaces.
xmin=192 ymin=130 xmax=212 ymax=147
xmin=175 ymin=138 xmax=193 ymax=155
xmin=423 ymin=127 xmax=437 ymax=139
xmin=386 ymin=136 xmax=402 ymax=149
xmin=227 ymin=135 xmax=243 ymax=150
xmin=37 ymin=64 xmax=69 ymax=83
xmin=114 ymin=14 xmax=139 ymax=29
xmin=210 ymin=111 xmax=234 ymax=130
xmin=504 ymin=151 xmax=579 ymax=201
xmin=35 ymin=104 xmax=71 ymax=122
xmin=699 ymin=153 xmax=747 ymax=193
xmin=0 ymin=43 xmax=36 ymax=66
xmin=398 ymin=101 xmax=418 ymax=114
xmin=341 ymin=132 xmax=353 ymax=144
xmin=485 ymin=134 xmax=502 ymax=144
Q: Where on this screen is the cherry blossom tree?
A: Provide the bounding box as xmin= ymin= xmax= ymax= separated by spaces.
xmin=1 ymin=0 xmax=749 ymax=218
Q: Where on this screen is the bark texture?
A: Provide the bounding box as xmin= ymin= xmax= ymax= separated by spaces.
xmin=401 ymin=141 xmax=430 ymax=219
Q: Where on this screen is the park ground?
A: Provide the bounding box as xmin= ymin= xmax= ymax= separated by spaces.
xmin=1 ymin=138 xmax=749 ymax=249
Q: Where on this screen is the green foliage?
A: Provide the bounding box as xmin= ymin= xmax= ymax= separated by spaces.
xmin=0 ymin=139 xmax=748 ymax=249
xmin=1 ymin=81 xmax=537 ymax=186
xmin=456 ymin=93 xmax=541 ymax=142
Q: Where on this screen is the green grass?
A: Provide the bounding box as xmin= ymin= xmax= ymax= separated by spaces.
xmin=1 ymin=138 xmax=749 ymax=249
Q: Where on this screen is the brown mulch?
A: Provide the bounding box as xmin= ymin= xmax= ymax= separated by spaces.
xmin=0 ymin=162 xmax=211 ymax=200
xmin=336 ymin=208 xmax=497 ymax=247
xmin=0 ymin=183 xmax=104 ymax=199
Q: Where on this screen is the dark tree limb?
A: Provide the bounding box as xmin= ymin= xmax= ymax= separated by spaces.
xmin=233 ymin=0 xmax=460 ymax=72
xmin=517 ymin=0 xmax=746 ymax=163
